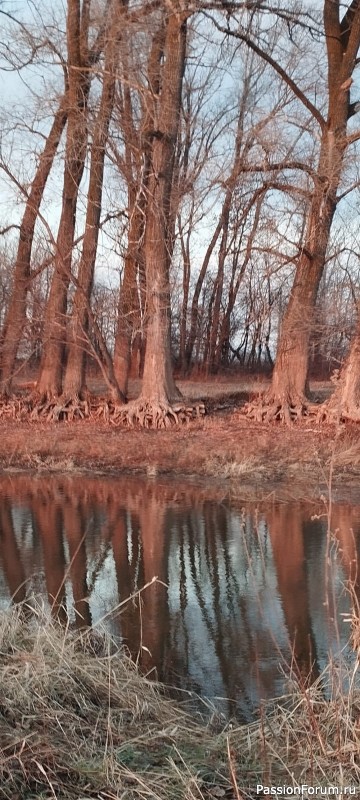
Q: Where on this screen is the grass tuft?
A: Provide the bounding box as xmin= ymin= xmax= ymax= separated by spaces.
xmin=0 ymin=604 xmax=360 ymax=799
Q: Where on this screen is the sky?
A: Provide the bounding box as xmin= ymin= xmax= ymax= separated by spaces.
xmin=1 ymin=0 xmax=360 ymax=320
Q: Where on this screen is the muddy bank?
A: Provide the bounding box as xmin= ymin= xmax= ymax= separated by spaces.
xmin=0 ymin=412 xmax=359 ymax=502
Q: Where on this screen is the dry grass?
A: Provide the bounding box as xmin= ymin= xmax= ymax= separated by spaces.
xmin=1 ymin=604 xmax=360 ymax=799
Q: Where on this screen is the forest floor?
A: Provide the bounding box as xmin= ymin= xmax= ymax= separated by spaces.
xmin=1 ymin=373 xmax=360 ymax=501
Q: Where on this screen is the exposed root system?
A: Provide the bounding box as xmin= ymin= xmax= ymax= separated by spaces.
xmin=0 ymin=393 xmax=206 ymax=427
xmin=0 ymin=394 xmax=120 ymax=423
xmin=243 ymin=392 xmax=317 ymax=425
xmin=111 ymin=399 xmax=206 ymax=428
xmin=317 ymin=401 xmax=360 ymax=425
xmin=0 ymin=396 xmax=30 ymax=420
xmin=29 ymin=394 xmax=94 ymax=422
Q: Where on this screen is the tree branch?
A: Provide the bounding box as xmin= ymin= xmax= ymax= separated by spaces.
xmin=204 ymin=13 xmax=326 ymax=130
xmin=0 ymin=223 xmax=21 ymax=235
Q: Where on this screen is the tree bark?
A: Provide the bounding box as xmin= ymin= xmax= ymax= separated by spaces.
xmin=251 ymin=0 xmax=360 ymax=421
xmin=63 ymin=0 xmax=124 ymax=402
xmin=111 ymin=8 xmax=190 ymax=427
xmin=36 ymin=0 xmax=92 ymax=399
xmin=0 ymin=97 xmax=67 ymax=394
xmin=269 ymin=175 xmax=337 ymax=415
xmin=113 ymin=20 xmax=165 ymax=397
xmin=113 ymin=201 xmax=145 ymax=396
xmin=134 ymin=9 xmax=187 ymax=417
xmin=319 ymin=308 xmax=360 ymax=422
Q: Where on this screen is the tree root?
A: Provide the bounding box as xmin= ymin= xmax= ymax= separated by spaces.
xmin=29 ymin=394 xmax=129 ymax=422
xmin=110 ymin=399 xmax=206 ymax=429
xmin=316 ymin=401 xmax=360 ymax=425
xmin=30 ymin=394 xmax=91 ymax=422
xmin=0 ymin=396 xmax=31 ymax=421
xmin=0 ymin=393 xmax=205 ymax=426
xmin=243 ymin=392 xmax=317 ymax=425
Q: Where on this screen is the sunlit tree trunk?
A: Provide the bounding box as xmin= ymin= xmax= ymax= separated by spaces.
xmin=36 ymin=0 xmax=92 ymax=399
xmin=320 ymin=305 xmax=360 ymax=421
xmin=113 ymin=19 xmax=165 ymax=397
xmin=0 ymin=98 xmax=67 ymax=394
xmin=268 ymin=161 xmax=338 ymax=419
xmin=140 ymin=14 xmax=184 ymax=408
xmin=63 ymin=0 xmax=124 ymax=403
xmin=253 ymin=0 xmax=360 ymax=421
xmin=113 ymin=201 xmax=145 ymax=396
xmin=128 ymin=8 xmax=187 ymax=421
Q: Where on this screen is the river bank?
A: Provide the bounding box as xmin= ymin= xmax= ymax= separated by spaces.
xmin=0 ymin=377 xmax=359 ymax=502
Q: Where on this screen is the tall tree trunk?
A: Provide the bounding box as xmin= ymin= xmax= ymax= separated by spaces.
xmin=121 ymin=8 xmax=187 ymax=425
xmin=250 ymin=0 xmax=360 ymax=422
xmin=265 ymin=137 xmax=341 ymax=421
xmin=36 ymin=0 xmax=91 ymax=400
xmin=140 ymin=14 xmax=186 ymax=407
xmin=0 ymin=97 xmax=67 ymax=394
xmin=63 ymin=0 xmax=124 ymax=402
xmin=319 ymin=306 xmax=360 ymax=422
xmin=185 ymin=218 xmax=223 ymax=369
xmin=113 ymin=201 xmax=145 ymax=396
xmin=113 ymin=19 xmax=165 ymax=397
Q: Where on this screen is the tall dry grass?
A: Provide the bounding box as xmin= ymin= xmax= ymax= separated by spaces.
xmin=1 ymin=603 xmax=360 ymax=799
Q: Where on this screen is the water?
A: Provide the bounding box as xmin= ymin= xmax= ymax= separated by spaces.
xmin=0 ymin=473 xmax=359 ymax=721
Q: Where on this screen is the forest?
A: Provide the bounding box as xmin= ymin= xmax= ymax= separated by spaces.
xmin=1 ymin=0 xmax=360 ymax=427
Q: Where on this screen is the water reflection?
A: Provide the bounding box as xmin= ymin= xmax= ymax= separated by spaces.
xmin=0 ymin=474 xmax=359 ymax=720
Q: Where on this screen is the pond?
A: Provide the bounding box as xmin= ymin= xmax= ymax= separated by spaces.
xmin=0 ymin=473 xmax=359 ymax=721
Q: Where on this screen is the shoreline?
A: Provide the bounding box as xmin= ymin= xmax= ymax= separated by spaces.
xmin=0 ymin=411 xmax=359 ymax=503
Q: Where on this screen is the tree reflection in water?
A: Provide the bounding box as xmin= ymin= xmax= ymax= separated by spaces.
xmin=0 ymin=474 xmax=359 ymax=720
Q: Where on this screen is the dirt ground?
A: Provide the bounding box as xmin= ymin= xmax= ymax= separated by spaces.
xmin=1 ymin=375 xmax=360 ymax=502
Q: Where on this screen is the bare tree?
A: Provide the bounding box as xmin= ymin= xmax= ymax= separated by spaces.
xmin=116 ymin=3 xmax=187 ymax=427
xmin=36 ymin=0 xmax=105 ymax=401
xmin=0 ymin=97 xmax=68 ymax=394
xmin=231 ymin=0 xmax=360 ymax=422
xmin=319 ymin=298 xmax=360 ymax=422
xmin=63 ymin=0 xmax=126 ymax=406
xmin=112 ymin=18 xmax=163 ymax=396
xmin=178 ymin=33 xmax=302 ymax=375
